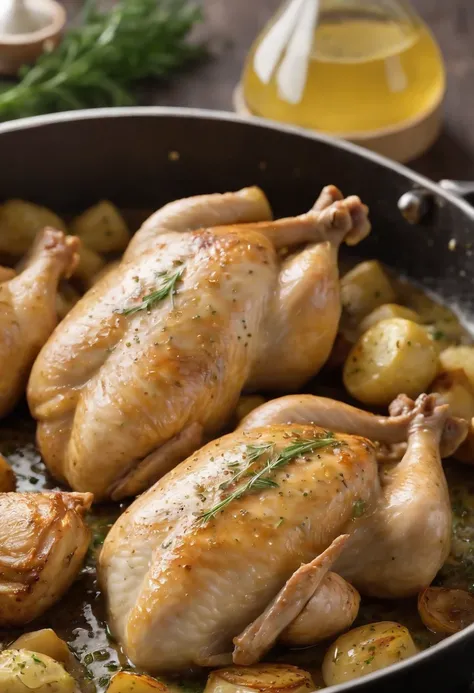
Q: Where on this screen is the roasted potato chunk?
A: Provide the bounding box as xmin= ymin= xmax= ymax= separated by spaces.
xmin=107 ymin=671 xmax=169 ymax=692
xmin=341 ymin=260 xmax=396 ymax=321
xmin=11 ymin=630 xmax=71 ymax=665
xmin=71 ymin=201 xmax=130 ymax=253
xmin=204 ymin=665 xmax=314 ymax=693
xmin=0 ymin=649 xmax=76 ymax=692
xmin=440 ymin=346 xmax=474 ymax=390
xmin=343 ymin=318 xmax=439 ymax=406
xmin=322 ymin=622 xmax=417 ymax=686
xmin=430 ymin=370 xmax=474 ymax=421
xmin=0 ymin=200 xmax=66 ymax=256
xmin=418 ymin=587 xmax=474 ymax=635
xmin=360 ymin=303 xmax=421 ymax=333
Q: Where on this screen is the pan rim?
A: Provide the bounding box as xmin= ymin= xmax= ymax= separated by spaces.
xmin=0 ymin=106 xmax=473 ymax=222
xmin=0 ymin=105 xmax=473 ymax=691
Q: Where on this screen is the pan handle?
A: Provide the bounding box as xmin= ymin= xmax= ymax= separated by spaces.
xmin=438 ymin=179 xmax=474 ymax=197
xmin=398 ymin=179 xmax=474 ymax=224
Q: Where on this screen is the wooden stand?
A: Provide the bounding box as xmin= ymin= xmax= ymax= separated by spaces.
xmin=233 ymin=83 xmax=444 ymax=163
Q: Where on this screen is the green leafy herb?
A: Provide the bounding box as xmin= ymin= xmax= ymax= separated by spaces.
xmin=0 ymin=0 xmax=205 ymax=122
xmin=352 ymin=498 xmax=366 ymax=518
xmin=31 ymin=654 xmax=46 ymax=667
xmin=120 ymin=267 xmax=184 ymax=315
xmin=199 ymin=433 xmax=338 ymax=522
xmin=219 ymin=442 xmax=275 ymax=491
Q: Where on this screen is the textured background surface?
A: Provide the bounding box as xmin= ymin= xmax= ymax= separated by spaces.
xmin=63 ymin=1 xmax=474 ymax=180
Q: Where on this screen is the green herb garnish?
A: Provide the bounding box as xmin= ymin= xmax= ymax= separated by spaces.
xmin=120 ymin=267 xmax=184 ymax=315
xmin=199 ymin=433 xmax=338 ymax=522
xmin=352 ymin=498 xmax=366 ymax=518
xmin=219 ymin=442 xmax=275 ymax=491
xmin=0 ymin=0 xmax=205 ymax=122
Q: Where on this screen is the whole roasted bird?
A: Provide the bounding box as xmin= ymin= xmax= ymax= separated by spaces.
xmin=28 ymin=186 xmax=370 ymax=500
xmin=99 ymin=393 xmax=464 ymax=672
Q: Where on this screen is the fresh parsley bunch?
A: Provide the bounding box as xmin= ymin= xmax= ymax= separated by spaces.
xmin=0 ymin=0 xmax=205 ymax=121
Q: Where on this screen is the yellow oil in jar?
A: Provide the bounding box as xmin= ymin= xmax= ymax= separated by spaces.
xmin=242 ymin=2 xmax=445 ymax=135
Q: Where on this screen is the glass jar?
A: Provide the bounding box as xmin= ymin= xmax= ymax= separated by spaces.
xmin=241 ymin=0 xmax=445 ymax=150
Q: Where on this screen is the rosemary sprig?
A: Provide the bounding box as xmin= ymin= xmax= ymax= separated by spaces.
xmin=219 ymin=442 xmax=275 ymax=491
xmin=0 ymin=0 xmax=205 ymax=122
xmin=200 ymin=433 xmax=337 ymax=523
xmin=120 ymin=267 xmax=184 ymax=315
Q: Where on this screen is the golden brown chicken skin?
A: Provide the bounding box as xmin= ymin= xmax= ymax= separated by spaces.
xmin=0 ymin=491 xmax=92 ymax=626
xmin=28 ymin=186 xmax=370 ymax=500
xmin=99 ymin=424 xmax=377 ymax=672
xmin=99 ymin=393 xmax=461 ymax=674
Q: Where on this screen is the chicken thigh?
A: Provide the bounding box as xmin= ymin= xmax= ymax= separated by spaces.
xmin=0 ymin=228 xmax=79 ymax=418
xmin=99 ymin=425 xmax=378 ymax=672
xmin=28 ymin=186 xmax=370 ymax=500
xmin=0 ymin=491 xmax=92 ymax=626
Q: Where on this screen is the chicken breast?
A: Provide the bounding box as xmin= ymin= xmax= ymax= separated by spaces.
xmin=28 ymin=187 xmax=370 ymax=500
xmin=99 ymin=424 xmax=377 ymax=672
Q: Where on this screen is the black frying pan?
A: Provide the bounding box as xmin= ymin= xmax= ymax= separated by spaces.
xmin=0 ymin=107 xmax=473 ymax=693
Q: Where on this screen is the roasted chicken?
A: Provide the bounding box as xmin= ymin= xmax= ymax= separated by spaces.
xmin=28 ymin=186 xmax=370 ymax=500
xmin=99 ymin=422 xmax=377 ymax=672
xmin=0 ymin=228 xmax=79 ymax=419
xmin=0 ymin=491 xmax=92 ymax=626
xmin=99 ymin=393 xmax=461 ymax=672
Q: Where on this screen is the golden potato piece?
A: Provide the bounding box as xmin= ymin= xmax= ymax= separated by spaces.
xmin=12 ymin=629 xmax=71 ymax=665
xmin=440 ymin=346 xmax=474 ymax=390
xmin=71 ymin=201 xmax=130 ymax=253
xmin=0 ymin=453 xmax=15 ymax=491
xmin=74 ymin=245 xmax=105 ymax=288
xmin=236 ymin=395 xmax=266 ymax=422
xmin=456 ymin=419 xmax=474 ymax=464
xmin=0 ymin=649 xmax=76 ymax=693
xmin=343 ymin=318 xmax=439 ymax=406
xmin=430 ymin=370 xmax=474 ymax=421
xmin=0 ymin=200 xmax=66 ymax=256
xmin=418 ymin=587 xmax=474 ymax=635
xmin=107 ymin=671 xmax=169 ymax=692
xmin=360 ymin=303 xmax=421 ymax=333
xmin=341 ymin=260 xmax=396 ymax=321
xmin=204 ymin=665 xmax=314 ymax=693
xmin=322 ymin=622 xmax=417 ymax=686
